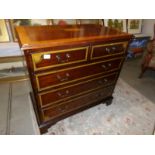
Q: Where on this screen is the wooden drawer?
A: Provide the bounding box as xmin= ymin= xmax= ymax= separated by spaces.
xmin=91 ymin=42 xmax=128 ymax=60
xmin=31 ymin=46 xmax=89 ymax=71
xmin=38 ymin=73 xmax=118 ymax=108
xmin=42 ymin=85 xmax=114 ymax=122
xmin=35 ymin=57 xmax=123 ymax=91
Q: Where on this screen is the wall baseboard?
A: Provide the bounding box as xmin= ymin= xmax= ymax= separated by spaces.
xmin=0 ymin=55 xmax=25 ymax=63
xmin=0 ymin=75 xmax=29 ymax=83
xmin=0 ymin=55 xmax=28 ymax=83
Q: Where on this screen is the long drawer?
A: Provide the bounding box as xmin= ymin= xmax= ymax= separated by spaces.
xmin=35 ymin=57 xmax=123 ymax=91
xmin=41 ymin=85 xmax=114 ymax=122
xmin=91 ymin=41 xmax=128 ymax=60
xmin=38 ymin=72 xmax=118 ymax=108
xmin=31 ymin=46 xmax=89 ymax=71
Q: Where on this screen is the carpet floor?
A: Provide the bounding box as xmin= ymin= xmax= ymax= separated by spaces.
xmin=46 ymin=78 xmax=155 ymax=135
xmin=1 ymin=78 xmax=155 ymax=135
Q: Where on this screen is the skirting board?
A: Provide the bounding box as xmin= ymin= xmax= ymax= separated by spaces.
xmin=0 ymin=55 xmax=28 ymax=83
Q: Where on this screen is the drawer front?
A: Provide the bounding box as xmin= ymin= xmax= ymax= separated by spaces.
xmin=42 ymin=85 xmax=114 ymax=122
xmin=91 ymin=42 xmax=128 ymax=60
xmin=36 ymin=57 xmax=123 ymax=91
xmin=31 ymin=46 xmax=89 ymax=71
xmin=38 ymin=73 xmax=118 ymax=108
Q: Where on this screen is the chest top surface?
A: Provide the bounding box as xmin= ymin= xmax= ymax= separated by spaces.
xmin=16 ymin=24 xmax=133 ymax=50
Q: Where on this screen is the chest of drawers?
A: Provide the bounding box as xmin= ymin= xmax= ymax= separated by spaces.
xmin=16 ymin=25 xmax=132 ymax=134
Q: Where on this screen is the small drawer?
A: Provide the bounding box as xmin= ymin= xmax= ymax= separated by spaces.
xmin=35 ymin=57 xmax=123 ymax=91
xmin=91 ymin=42 xmax=128 ymax=60
xmin=38 ymin=73 xmax=118 ymax=108
xmin=42 ymin=85 xmax=114 ymax=122
xmin=31 ymin=46 xmax=89 ymax=71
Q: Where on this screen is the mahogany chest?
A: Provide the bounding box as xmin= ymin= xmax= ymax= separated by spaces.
xmin=16 ymin=25 xmax=132 ymax=134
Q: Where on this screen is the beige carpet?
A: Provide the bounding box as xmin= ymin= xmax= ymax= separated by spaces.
xmin=1 ymin=78 xmax=154 ymax=135
xmin=45 ymin=78 xmax=155 ymax=135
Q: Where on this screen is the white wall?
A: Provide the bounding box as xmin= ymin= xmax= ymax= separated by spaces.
xmin=0 ymin=43 xmax=22 ymax=57
xmin=142 ymin=19 xmax=155 ymax=39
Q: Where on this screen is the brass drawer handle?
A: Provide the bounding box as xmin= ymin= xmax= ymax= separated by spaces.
xmin=57 ymin=90 xmax=69 ymax=97
xmin=101 ymin=63 xmax=112 ymax=70
xmin=112 ymin=47 xmax=116 ymax=51
xmin=56 ymin=73 xmax=70 ymax=82
xmin=104 ymin=78 xmax=108 ymax=82
xmin=101 ymin=63 xmax=112 ymax=69
xmin=56 ymin=53 xmax=71 ymax=63
xmin=101 ymin=64 xmax=106 ymax=69
xmin=105 ymin=47 xmax=111 ymax=53
xmin=98 ymin=78 xmax=108 ymax=84
xmin=108 ymin=63 xmax=112 ymax=67
xmin=66 ymin=53 xmax=71 ymax=58
xmin=56 ymin=54 xmax=61 ymax=62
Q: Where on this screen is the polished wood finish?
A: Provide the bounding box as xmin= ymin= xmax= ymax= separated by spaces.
xmin=91 ymin=42 xmax=128 ymax=60
xmin=16 ymin=25 xmax=132 ymax=50
xmin=31 ymin=46 xmax=89 ymax=71
xmin=36 ymin=57 xmax=123 ymax=91
xmin=16 ymin=25 xmax=132 ymax=134
xmin=38 ymin=73 xmax=118 ymax=108
xmin=42 ymin=85 xmax=114 ymax=122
